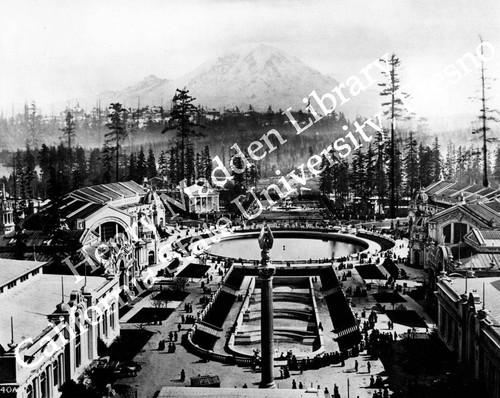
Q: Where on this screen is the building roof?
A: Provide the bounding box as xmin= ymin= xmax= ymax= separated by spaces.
xmin=426 ymin=180 xmax=455 ymax=195
xmin=422 ymin=180 xmax=500 ymax=206
xmin=446 ymin=276 xmax=500 ymax=325
xmin=483 ymin=200 xmax=500 ymax=213
xmin=0 ymin=258 xmax=45 ymax=287
xmin=65 ymin=203 xmax=105 ymax=225
xmin=0 ymin=274 xmax=107 ymax=347
xmin=69 ymin=181 xmax=146 ymax=205
xmin=429 ymin=202 xmax=500 ymax=228
xmin=476 ymin=230 xmax=500 ymax=247
xmin=465 ymin=203 xmax=500 ymax=226
xmin=455 ymin=252 xmax=500 ymax=271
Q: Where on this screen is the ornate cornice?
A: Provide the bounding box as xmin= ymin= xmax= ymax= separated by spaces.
xmin=258 ymin=267 xmax=276 ymax=279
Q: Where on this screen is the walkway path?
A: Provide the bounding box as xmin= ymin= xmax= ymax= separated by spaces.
xmin=115 ymin=237 xmax=431 ymax=398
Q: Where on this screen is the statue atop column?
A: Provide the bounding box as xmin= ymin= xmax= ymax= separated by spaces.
xmin=257 ymin=225 xmax=276 ymax=388
xmin=258 ymin=225 xmax=274 ymax=268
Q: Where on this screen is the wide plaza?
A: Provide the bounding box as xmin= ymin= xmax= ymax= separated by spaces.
xmin=113 ymin=220 xmax=431 ymax=398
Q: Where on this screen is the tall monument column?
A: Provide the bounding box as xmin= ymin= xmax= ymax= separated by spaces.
xmin=258 ymin=226 xmax=276 ymax=388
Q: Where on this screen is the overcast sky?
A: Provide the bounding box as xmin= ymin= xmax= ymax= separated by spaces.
xmin=1 ymin=0 xmax=499 ymax=120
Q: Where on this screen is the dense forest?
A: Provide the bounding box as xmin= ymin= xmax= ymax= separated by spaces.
xmin=0 ymin=85 xmax=497 ymax=222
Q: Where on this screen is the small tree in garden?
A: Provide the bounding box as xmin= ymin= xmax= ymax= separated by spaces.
xmin=173 ymin=276 xmax=189 ymax=292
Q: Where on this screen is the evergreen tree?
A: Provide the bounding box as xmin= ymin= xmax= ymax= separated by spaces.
xmin=432 ymin=137 xmax=442 ymax=181
xmin=404 ymin=132 xmax=419 ymax=198
xmin=105 ymin=103 xmax=128 ymax=182
xmin=23 ymin=145 xmax=37 ymax=198
xmin=101 ymin=144 xmax=114 ymax=184
xmin=158 ymin=150 xmax=167 ymax=177
xmin=365 ymin=143 xmax=376 ymax=200
xmin=185 ymin=142 xmax=196 ymax=185
xmin=351 ymin=148 xmax=365 ymax=199
xmin=443 ymin=143 xmax=456 ymax=180
xmin=195 ymin=152 xmax=203 ymax=180
xmin=38 ymin=144 xmax=51 ymax=195
xmin=418 ymin=143 xmax=435 ymax=187
xmin=334 ymin=160 xmax=350 ymax=216
xmin=60 ymin=111 xmax=76 ymax=149
xmin=72 ymin=147 xmax=87 ymax=190
xmin=14 ymin=150 xmax=24 ymax=200
xmin=203 ymin=145 xmax=212 ymax=181
xmin=128 ymin=153 xmax=137 ymax=182
xmin=147 ymin=147 xmax=157 ymax=179
xmin=168 ymin=147 xmax=178 ymax=186
xmin=26 ymin=101 xmax=40 ymax=148
xmin=379 ymin=53 xmax=412 ymax=217
xmin=319 ymin=154 xmax=333 ymax=195
xmin=375 ymin=133 xmax=388 ymax=214
xmin=88 ymin=148 xmax=102 ymax=185
xmin=231 ymin=153 xmax=246 ymax=195
xmin=471 ymin=36 xmax=499 ymax=187
xmin=136 ymin=147 xmax=147 ymax=184
xmin=494 ymin=145 xmax=500 ymax=183
xmin=162 ymin=89 xmax=204 ymax=184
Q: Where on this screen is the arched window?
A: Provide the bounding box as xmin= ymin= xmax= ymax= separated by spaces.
xmin=101 ymin=221 xmax=126 ymax=242
xmin=103 ymin=309 xmax=108 ymax=337
xmin=53 ymin=360 xmax=59 ymax=386
xmin=58 ymin=354 xmax=65 ymax=385
xmin=40 ymin=372 xmax=47 ymax=398
xmin=75 ymin=324 xmax=81 ymax=368
xmin=453 ymin=222 xmax=468 ymax=244
xmin=443 ymin=224 xmax=452 ymax=243
xmin=110 ymin=303 xmax=116 ymax=330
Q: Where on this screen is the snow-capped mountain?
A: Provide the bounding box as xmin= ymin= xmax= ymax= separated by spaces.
xmin=180 ymin=44 xmax=340 ymax=112
xmin=95 ymin=74 xmax=172 ymax=108
xmin=85 ymin=44 xmax=379 ymax=117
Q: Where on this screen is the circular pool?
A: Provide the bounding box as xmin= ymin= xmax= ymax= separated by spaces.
xmin=206 ymin=231 xmax=369 ymax=262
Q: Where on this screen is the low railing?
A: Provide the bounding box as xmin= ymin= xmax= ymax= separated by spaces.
xmin=183 ymin=265 xmax=255 ymax=365
xmin=226 ymin=277 xmax=256 ymax=357
xmin=308 ymin=276 xmax=325 ymax=355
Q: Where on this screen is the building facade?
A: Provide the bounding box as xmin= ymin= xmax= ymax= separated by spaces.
xmin=0 ymin=259 xmax=120 ymax=398
xmin=436 ymin=275 xmax=500 ymax=398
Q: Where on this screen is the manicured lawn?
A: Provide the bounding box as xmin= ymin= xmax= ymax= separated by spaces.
xmin=127 ymin=308 xmax=175 ymax=324
xmin=106 ymin=329 xmax=155 ymax=362
xmin=355 ymin=264 xmax=386 ymax=280
xmin=177 ymin=263 xmax=210 ymax=278
xmin=153 ymin=289 xmax=189 ymax=302
xmin=373 ymin=292 xmax=406 ymax=303
xmin=386 ymin=310 xmax=428 ymax=328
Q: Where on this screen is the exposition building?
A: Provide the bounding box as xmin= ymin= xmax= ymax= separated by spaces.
xmin=407 ymin=179 xmax=500 ymax=397
xmin=0 ymin=258 xmax=121 ymax=398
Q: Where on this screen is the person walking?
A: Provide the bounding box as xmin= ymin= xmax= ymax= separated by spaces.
xmin=367 ymin=361 xmax=371 ymax=373
xmin=292 ymin=379 xmax=297 ymax=389
xmin=354 ymin=359 xmax=358 ymax=372
xmin=180 ymin=369 xmax=185 ymax=382
xmin=333 ymin=384 xmax=339 ymax=398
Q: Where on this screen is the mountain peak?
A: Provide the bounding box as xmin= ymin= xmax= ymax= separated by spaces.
xmin=90 ymin=45 xmax=377 ymax=117
xmin=140 ymin=74 xmax=165 ymax=85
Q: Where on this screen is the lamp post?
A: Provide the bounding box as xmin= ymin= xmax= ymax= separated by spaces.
xmin=258 ymin=225 xmax=276 ymax=388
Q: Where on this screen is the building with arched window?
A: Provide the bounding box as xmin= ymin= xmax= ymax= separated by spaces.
xmin=408 ymin=180 xmax=500 ymax=270
xmin=436 ymin=275 xmax=500 ymax=398
xmin=0 ymin=258 xmax=120 ymax=398
xmin=1 ymin=181 xmax=167 ymax=291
